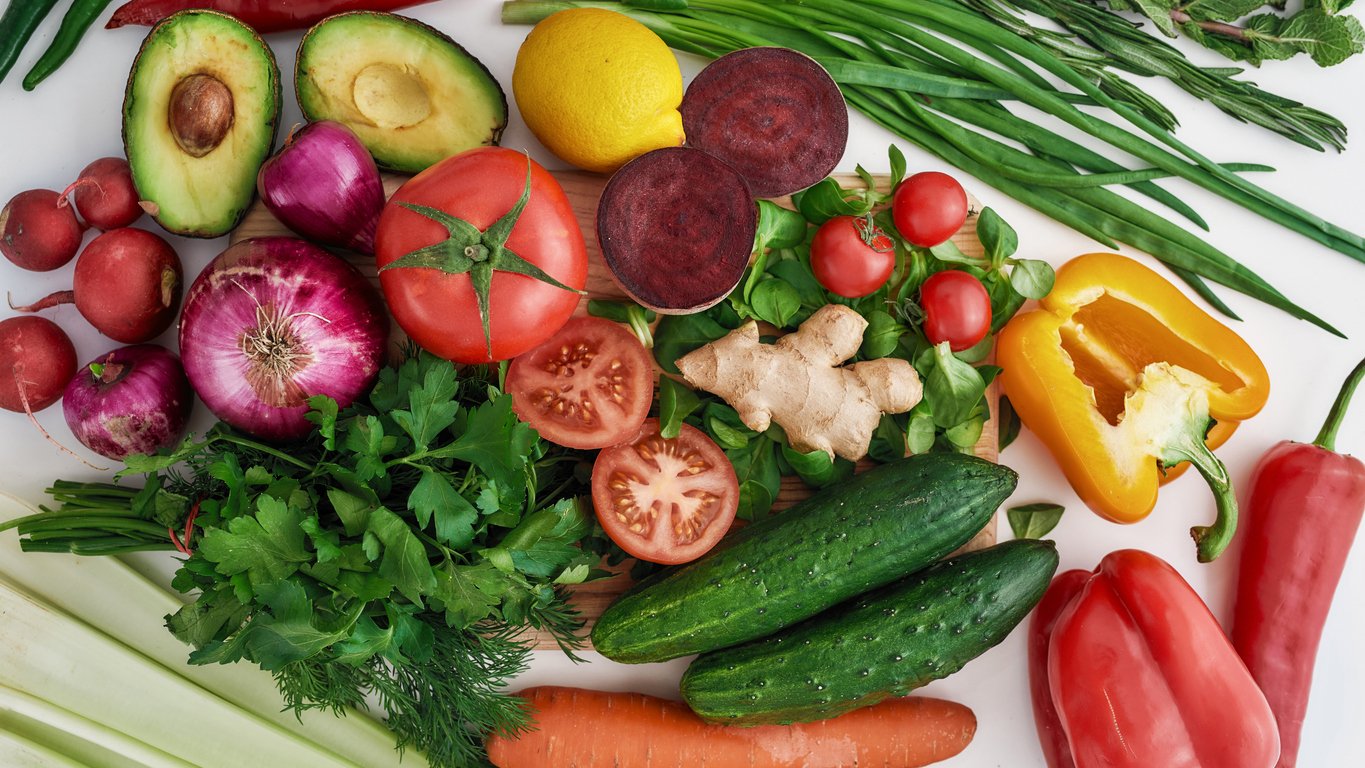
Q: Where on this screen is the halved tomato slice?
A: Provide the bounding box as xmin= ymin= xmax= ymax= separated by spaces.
xmin=507 ymin=316 xmax=654 ymax=449
xmin=591 ymin=419 xmax=739 ymax=565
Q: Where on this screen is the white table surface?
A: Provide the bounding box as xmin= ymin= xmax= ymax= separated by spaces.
xmin=2 ymin=1 xmax=1363 ymax=766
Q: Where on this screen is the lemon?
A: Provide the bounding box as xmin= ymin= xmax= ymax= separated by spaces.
xmin=513 ymin=8 xmax=685 ymax=173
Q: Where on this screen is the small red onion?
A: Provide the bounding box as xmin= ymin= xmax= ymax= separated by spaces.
xmin=257 ymin=121 xmax=385 ymax=254
xmin=63 ymin=344 xmax=193 ymax=460
xmin=179 ymin=236 xmax=388 ymax=442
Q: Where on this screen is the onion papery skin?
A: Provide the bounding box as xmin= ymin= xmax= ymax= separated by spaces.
xmin=63 ymin=344 xmax=193 ymax=460
xmin=179 ymin=236 xmax=388 ymax=442
xmin=257 ymin=121 xmax=385 ymax=254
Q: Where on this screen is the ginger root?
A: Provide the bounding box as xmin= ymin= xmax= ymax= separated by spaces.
xmin=676 ymin=304 xmax=923 ymax=461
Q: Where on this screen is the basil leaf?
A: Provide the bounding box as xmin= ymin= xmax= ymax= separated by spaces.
xmin=751 ymin=277 xmax=802 ymax=328
xmin=1009 ymin=259 xmax=1056 ymax=300
xmin=889 ymin=144 xmax=908 ymax=188
xmin=998 ymin=395 xmax=1022 ymax=451
xmin=860 ymin=310 xmax=904 ymax=359
xmin=754 ymin=200 xmax=809 ymax=251
xmin=654 ymin=312 xmax=731 ymax=374
xmin=867 ymin=413 xmax=908 ymax=463
xmin=976 ymin=207 xmax=1018 ymax=266
xmin=929 ymin=239 xmax=990 ymax=268
xmin=658 ymin=376 xmax=701 ymax=439
xmin=1008 ymin=503 xmax=1065 ymax=540
xmin=925 ymin=342 xmax=987 ymax=429
xmin=793 ymin=177 xmax=865 ymax=224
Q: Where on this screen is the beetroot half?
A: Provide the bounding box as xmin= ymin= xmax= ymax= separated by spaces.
xmin=596 ymin=146 xmax=756 ymax=314
xmin=681 ymin=47 xmax=848 ymax=198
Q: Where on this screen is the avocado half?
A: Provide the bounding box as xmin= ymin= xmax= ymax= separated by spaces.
xmin=122 ymin=11 xmax=281 ymax=238
xmin=295 ymin=12 xmax=507 ymax=174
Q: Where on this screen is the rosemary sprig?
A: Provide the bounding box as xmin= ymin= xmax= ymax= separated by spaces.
xmin=963 ymin=0 xmax=1349 ymax=151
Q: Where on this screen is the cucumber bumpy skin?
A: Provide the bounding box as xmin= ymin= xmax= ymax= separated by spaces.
xmin=681 ymin=538 xmax=1059 ymax=725
xmin=592 ymin=453 xmax=1018 ymax=663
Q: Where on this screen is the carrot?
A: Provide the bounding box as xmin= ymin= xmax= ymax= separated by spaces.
xmin=487 ymin=686 xmax=976 ymax=768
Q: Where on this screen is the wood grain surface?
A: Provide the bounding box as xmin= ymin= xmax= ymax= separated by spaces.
xmin=233 ymin=171 xmax=1000 ymax=649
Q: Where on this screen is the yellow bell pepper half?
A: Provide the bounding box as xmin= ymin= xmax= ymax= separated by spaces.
xmin=998 ymin=253 xmax=1269 ymax=562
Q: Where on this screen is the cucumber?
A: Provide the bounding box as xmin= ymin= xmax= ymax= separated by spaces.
xmin=591 ymin=453 xmax=1017 ymax=663
xmin=680 ymin=538 xmax=1059 ymax=724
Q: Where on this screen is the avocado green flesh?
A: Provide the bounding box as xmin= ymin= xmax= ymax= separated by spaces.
xmin=681 ymin=539 xmax=1060 ymax=725
xmin=296 ymin=12 xmax=507 ymax=174
xmin=591 ymin=453 xmax=1019 ymax=663
xmin=123 ymin=11 xmax=280 ymax=238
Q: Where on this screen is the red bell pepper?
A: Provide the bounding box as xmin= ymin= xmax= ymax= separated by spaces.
xmin=1042 ymin=549 xmax=1279 ymax=768
xmin=1027 ymin=570 xmax=1087 ymax=768
xmin=106 ymin=1 xmax=435 ymax=34
xmin=1231 ymin=357 xmax=1365 ymax=768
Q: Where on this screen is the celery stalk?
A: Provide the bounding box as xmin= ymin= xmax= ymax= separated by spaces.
xmin=1 ymin=685 xmax=186 ymax=768
xmin=0 ymin=491 xmax=425 ymax=768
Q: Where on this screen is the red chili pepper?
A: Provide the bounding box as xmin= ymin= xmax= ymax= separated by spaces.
xmin=1027 ymin=570 xmax=1087 ymax=768
xmin=1231 ymin=357 xmax=1365 ymax=768
xmin=106 ymin=0 xmax=435 ymax=34
xmin=1047 ymin=549 xmax=1279 ymax=768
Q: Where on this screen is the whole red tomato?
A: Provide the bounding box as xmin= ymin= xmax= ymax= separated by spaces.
xmin=375 ymin=147 xmax=588 ymax=363
xmin=892 ymin=171 xmax=968 ymax=248
xmin=921 ymin=270 xmax=991 ymax=352
xmin=810 ymin=214 xmax=895 ymax=298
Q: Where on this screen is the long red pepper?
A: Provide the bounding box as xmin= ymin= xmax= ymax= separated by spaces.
xmin=1231 ymin=357 xmax=1365 ymax=768
xmin=106 ymin=0 xmax=435 ymax=34
xmin=1027 ymin=570 xmax=1087 ymax=768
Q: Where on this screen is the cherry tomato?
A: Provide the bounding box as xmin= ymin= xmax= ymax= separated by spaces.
xmin=920 ymin=270 xmax=991 ymax=352
xmin=892 ymin=171 xmax=968 ymax=247
xmin=375 ymin=147 xmax=588 ymax=363
xmin=591 ymin=419 xmax=739 ymax=565
xmin=506 ymin=317 xmax=655 ymax=450
xmin=810 ymin=215 xmax=895 ymax=298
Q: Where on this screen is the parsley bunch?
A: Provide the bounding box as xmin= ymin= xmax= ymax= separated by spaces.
xmin=21 ymin=354 xmax=600 ymax=767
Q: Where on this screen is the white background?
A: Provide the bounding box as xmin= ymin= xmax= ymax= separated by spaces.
xmin=1 ymin=1 xmax=1363 ymax=766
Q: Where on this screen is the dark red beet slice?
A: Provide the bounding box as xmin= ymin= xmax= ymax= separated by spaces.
xmin=681 ymin=47 xmax=848 ymax=198
xmin=597 ymin=147 xmax=756 ymax=314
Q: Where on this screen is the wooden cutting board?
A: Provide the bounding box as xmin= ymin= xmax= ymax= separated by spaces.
xmin=232 ymin=171 xmax=999 ymax=650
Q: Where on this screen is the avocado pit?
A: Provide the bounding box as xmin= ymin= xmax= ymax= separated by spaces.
xmin=352 ymin=63 xmax=432 ymax=129
xmin=169 ymin=73 xmax=235 ymax=158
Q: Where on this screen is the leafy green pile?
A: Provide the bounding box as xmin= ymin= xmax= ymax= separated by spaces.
xmin=599 ymin=148 xmax=1042 ymax=520
xmin=1106 ymin=0 xmax=1364 ymax=66
xmin=12 ymin=355 xmax=600 ymax=768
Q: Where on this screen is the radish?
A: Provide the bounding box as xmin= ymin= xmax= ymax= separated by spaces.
xmin=1 ymin=189 xmax=85 ymax=272
xmin=62 ymin=157 xmax=147 ymax=231
xmin=0 ymin=316 xmax=75 ymax=414
xmin=10 ymin=227 xmax=183 ymax=344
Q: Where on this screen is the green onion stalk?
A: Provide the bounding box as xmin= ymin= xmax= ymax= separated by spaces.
xmin=502 ymin=0 xmax=1361 ymax=336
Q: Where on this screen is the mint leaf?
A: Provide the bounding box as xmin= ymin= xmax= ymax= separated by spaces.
xmin=1008 ymin=503 xmax=1066 ymax=539
xmin=367 ymin=507 xmax=437 ymax=605
xmin=198 ymin=495 xmax=310 ymax=581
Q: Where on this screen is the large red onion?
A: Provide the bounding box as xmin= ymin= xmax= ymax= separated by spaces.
xmin=179 ymin=237 xmax=388 ymax=441
xmin=257 ymin=121 xmax=385 ymax=254
xmin=63 ymin=344 xmax=193 ymax=460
